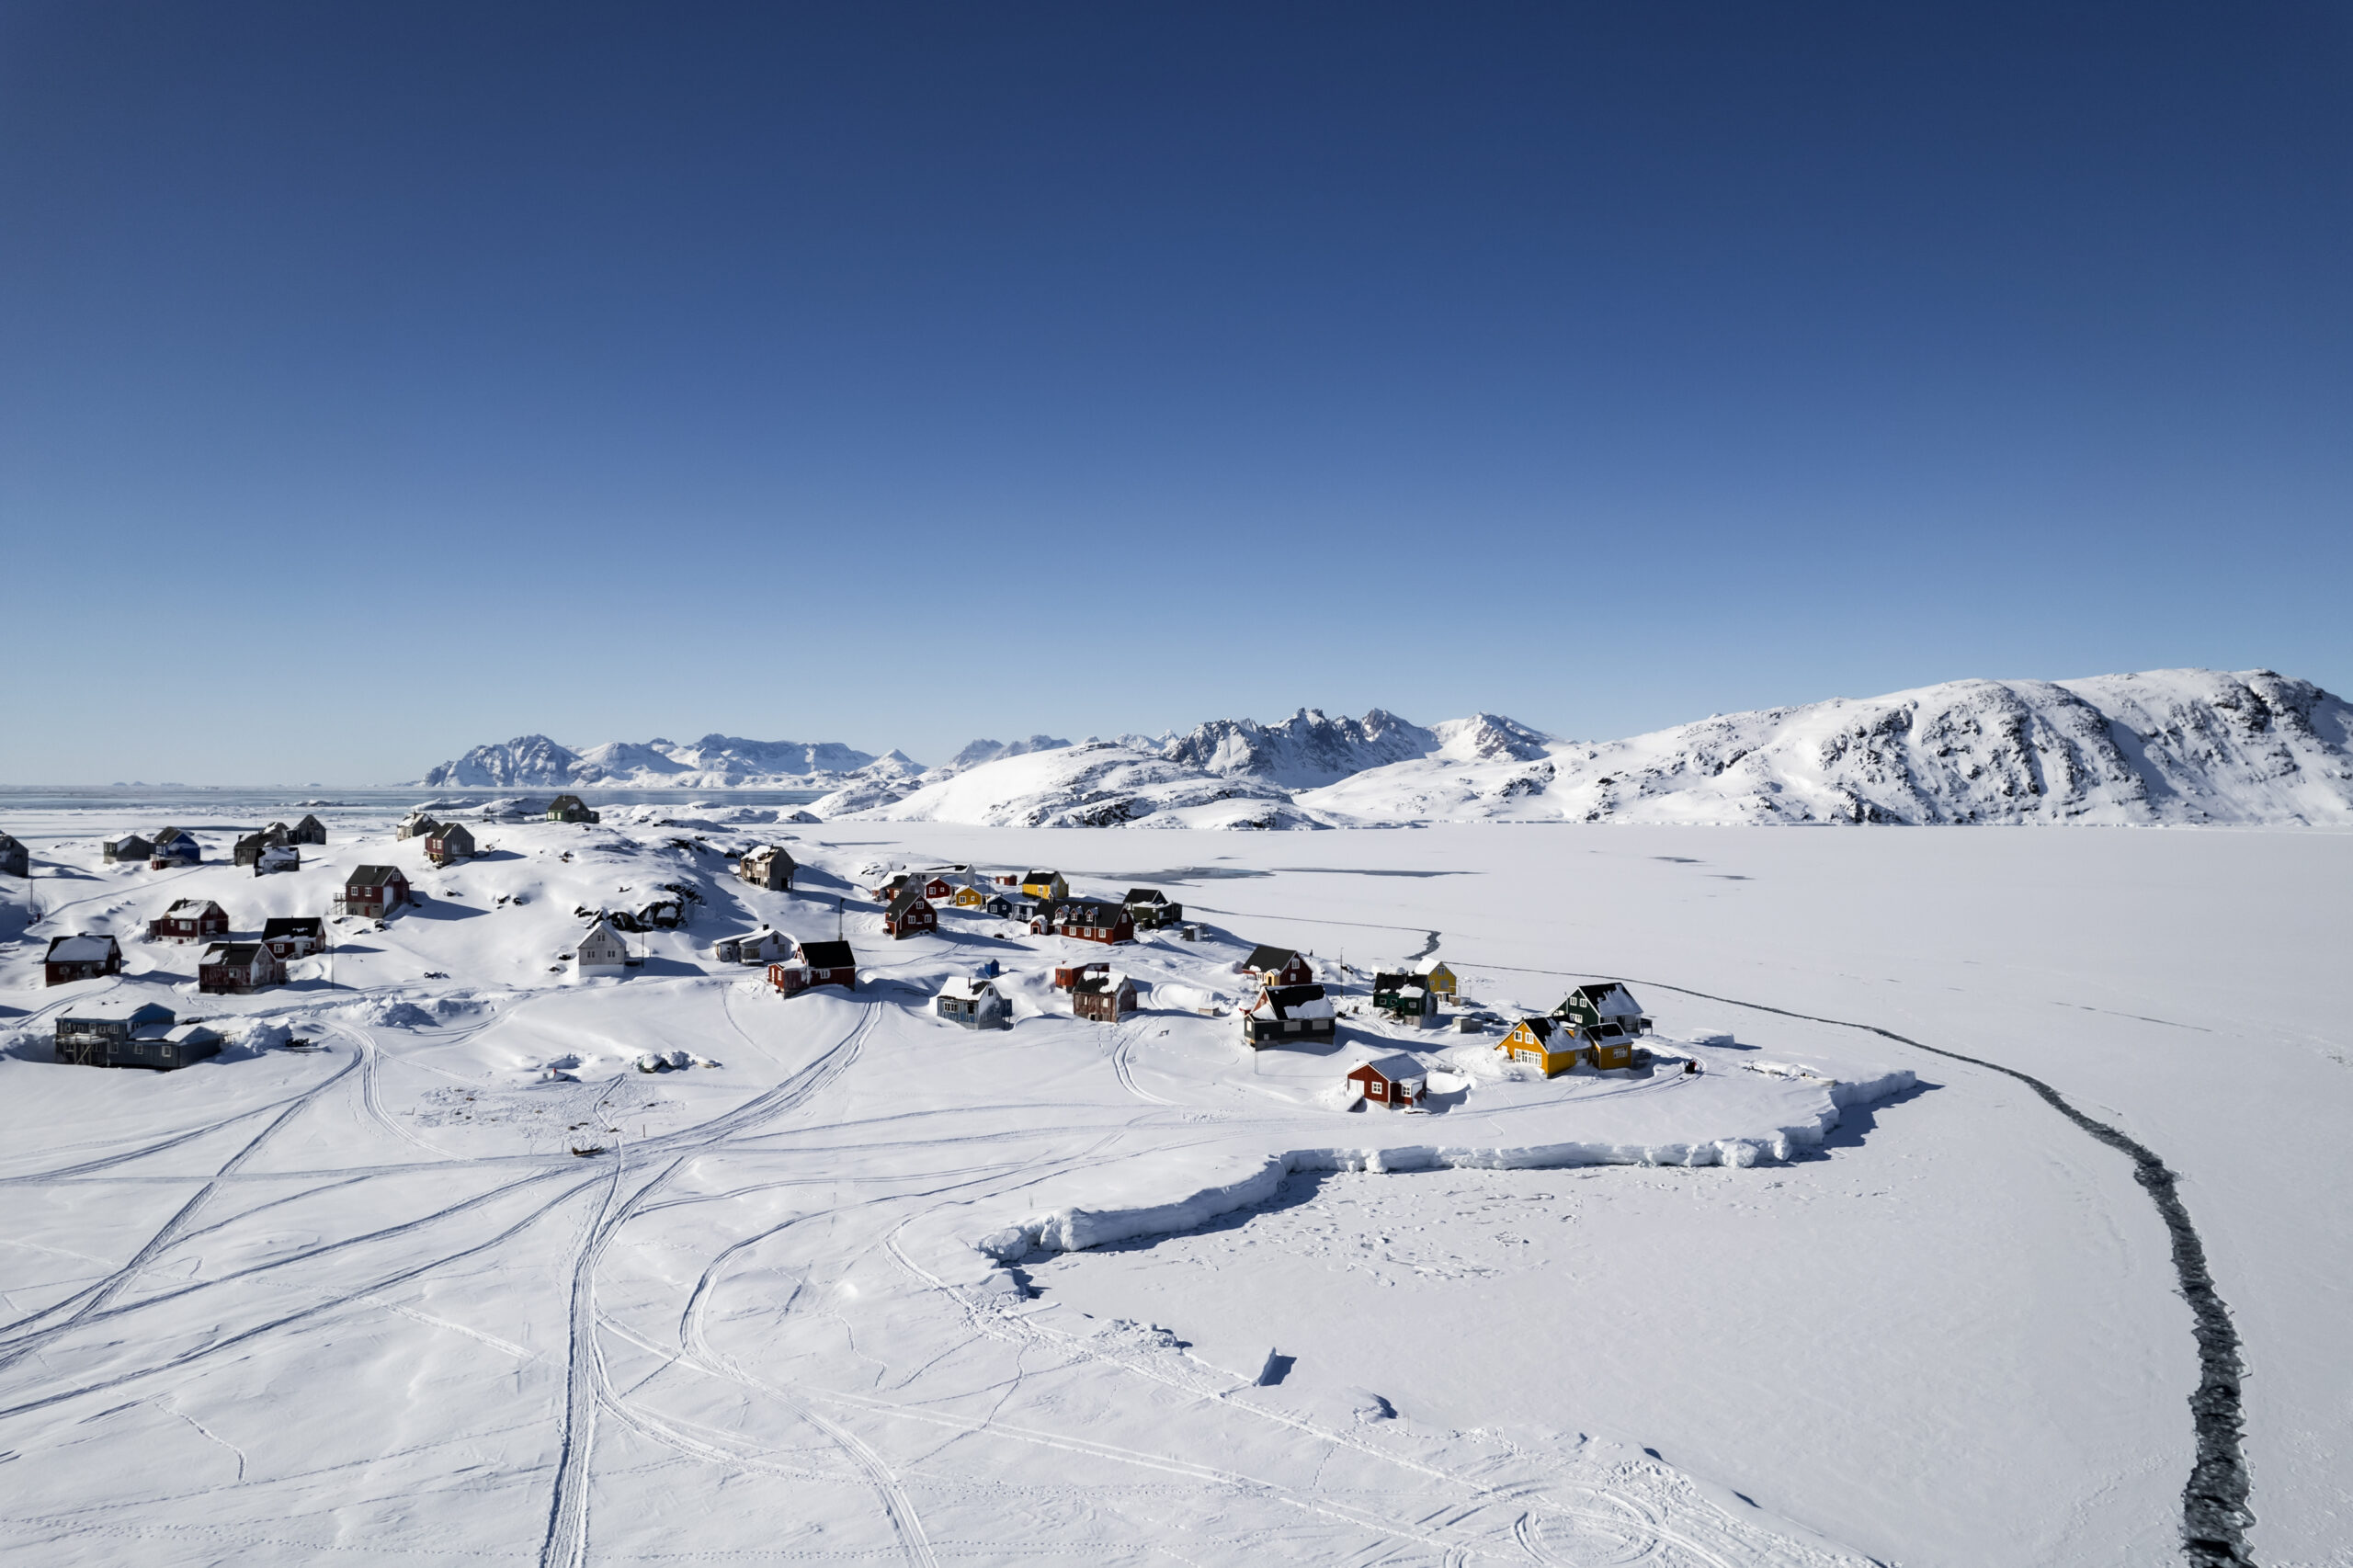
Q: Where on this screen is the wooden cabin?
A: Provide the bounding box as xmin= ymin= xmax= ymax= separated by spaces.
xmin=1072 ymin=973 xmax=1138 ymax=1023
xmin=1426 ymin=961 xmax=1458 ymax=999
xmin=1052 ymin=960 xmax=1108 ymax=991
xmin=1240 ymin=945 xmax=1313 ymax=988
xmin=1123 ymin=888 xmax=1183 ymax=928
xmin=768 ymin=939 xmax=856 ymax=997
xmin=951 ymin=883 xmax=988 ymax=909
xmin=1043 ymin=899 xmax=1134 ymax=945
xmin=261 ymin=916 xmax=324 ymax=960
xmin=0 ymin=833 xmax=28 ymax=878
xmin=1347 ymin=1054 xmax=1427 ymax=1108
xmin=547 ymin=794 xmax=601 ymax=824
xmin=922 ymin=875 xmax=956 ymax=901
xmin=53 ymin=1003 xmax=218 ymax=1070
xmin=1552 ymin=983 xmax=1652 ymax=1039
xmin=884 ymin=886 xmax=938 ymax=937
xmin=1242 ymin=983 xmax=1336 ymax=1047
xmin=395 ymin=811 xmax=439 ymax=841
xmin=1371 ymin=971 xmax=1439 ymax=1027
xmin=148 ymin=831 xmax=202 ymax=868
xmin=937 ymin=976 xmax=1011 ymax=1030
xmin=150 ymin=899 xmax=229 ymax=943
xmin=338 ymin=865 xmax=412 ymax=919
xmin=1019 ymin=869 xmax=1069 ymax=901
xmin=981 ymin=892 xmax=1013 ymax=917
xmin=44 ymin=933 xmax=123 ymax=986
xmin=102 ymin=833 xmax=154 ymax=864
xmin=574 ymin=916 xmax=632 ymax=977
xmin=739 ymin=845 xmax=796 ymax=891
xmin=199 ymin=941 xmax=284 ymax=994
xmin=425 ymin=822 xmax=477 ymax=865
xmin=290 ymin=813 xmax=328 ymax=845
xmin=714 ymin=927 xmax=794 ymax=965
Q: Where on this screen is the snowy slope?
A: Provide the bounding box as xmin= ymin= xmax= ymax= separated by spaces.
xmin=418 ymin=733 xmax=887 ymax=788
xmin=948 ymin=734 xmax=1074 ymax=769
xmin=1159 ymin=708 xmax=1438 ymax=788
xmin=835 ymin=741 xmax=1319 ymax=828
xmin=1302 ymin=669 xmax=2353 ymax=826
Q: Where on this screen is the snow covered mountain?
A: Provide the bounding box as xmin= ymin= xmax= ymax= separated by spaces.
xmin=837 ymin=742 xmax=1319 ymax=829
xmin=1301 ymin=670 xmax=2353 ymax=827
xmin=417 ymin=733 xmax=890 ymax=789
xmin=948 ymin=734 xmax=1074 ymax=770
xmin=1158 ymin=708 xmax=1439 ymax=789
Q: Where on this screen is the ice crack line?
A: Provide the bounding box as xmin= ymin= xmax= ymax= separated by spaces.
xmin=1614 ymin=975 xmax=2255 ymax=1568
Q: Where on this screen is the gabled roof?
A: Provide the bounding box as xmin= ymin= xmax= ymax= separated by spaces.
xmin=1244 ymin=944 xmax=1301 ymax=972
xmin=549 ymin=793 xmax=586 ymax=808
xmin=944 ymin=977 xmax=1000 ymax=1000
xmin=1022 ymin=869 xmax=1060 ymax=882
xmin=46 ymin=933 xmax=120 ymax=963
xmin=1508 ymin=1016 xmax=1565 ymax=1045
xmin=348 ymin=865 xmax=406 ymax=887
xmin=1349 ymin=1053 xmax=1427 ymax=1085
xmin=200 ymin=941 xmax=267 ymax=964
xmin=798 ymin=939 xmax=855 ymax=969
xmin=163 ymin=899 xmax=224 ymax=917
xmin=887 ymin=885 xmax=931 ymax=918
xmin=1124 ymin=888 xmax=1168 ymax=905
xmin=1072 ymin=973 xmax=1133 ymax=996
xmin=1370 ymin=971 xmax=1423 ymax=994
xmin=261 ymin=916 xmax=324 ymax=938
xmin=1058 ymin=900 xmax=1127 ymax=923
xmin=1254 ymin=983 xmax=1333 ymax=1021
xmin=295 ymin=813 xmax=325 ymax=828
xmin=56 ymin=998 xmax=170 ymax=1026
xmin=1560 ymin=982 xmax=1640 ymax=1013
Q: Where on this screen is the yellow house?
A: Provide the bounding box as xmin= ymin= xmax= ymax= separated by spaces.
xmin=1020 ymin=869 xmax=1069 ymax=901
xmin=1498 ymin=1015 xmax=1634 ymax=1075
xmin=1426 ymin=961 xmax=1458 ymax=999
xmin=951 ymin=885 xmax=988 ymax=909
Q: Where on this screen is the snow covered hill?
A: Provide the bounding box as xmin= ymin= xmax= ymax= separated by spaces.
xmin=1302 ymin=669 xmax=2353 ymax=826
xmin=949 ymin=734 xmax=1074 ymax=769
xmin=1159 ymin=708 xmax=1438 ymax=788
xmin=838 ymin=741 xmax=1319 ymax=829
xmin=418 ymin=733 xmax=891 ymax=789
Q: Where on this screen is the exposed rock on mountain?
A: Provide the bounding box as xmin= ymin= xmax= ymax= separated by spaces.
xmin=418 ymin=735 xmax=585 ymax=789
xmin=836 ymin=742 xmax=1318 ymax=830
xmin=1159 ymin=709 xmax=1438 ymax=789
xmin=417 ymin=734 xmax=887 ymax=789
xmin=949 ymin=735 xmax=1074 ymax=770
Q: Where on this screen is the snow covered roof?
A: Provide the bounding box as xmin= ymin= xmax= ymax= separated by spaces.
xmin=1072 ymin=974 xmax=1134 ymax=996
xmin=163 ymin=899 xmax=224 ymax=917
xmin=1509 ymin=1016 xmax=1566 ymax=1045
xmin=46 ymin=934 xmax=119 ymax=963
xmin=56 ymin=999 xmax=170 ymax=1026
xmin=1349 ymin=1053 xmax=1427 ymax=1085
xmin=1251 ymin=983 xmax=1334 ymax=1021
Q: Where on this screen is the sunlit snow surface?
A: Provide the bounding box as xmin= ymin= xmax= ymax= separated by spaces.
xmin=0 ymin=805 xmax=2346 ymax=1566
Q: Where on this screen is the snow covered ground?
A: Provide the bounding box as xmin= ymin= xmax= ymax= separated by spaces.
xmin=0 ymin=804 xmax=2346 ymax=1566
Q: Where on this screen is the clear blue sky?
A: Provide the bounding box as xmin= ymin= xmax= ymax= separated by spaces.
xmin=4 ymin=2 xmax=2347 ymax=782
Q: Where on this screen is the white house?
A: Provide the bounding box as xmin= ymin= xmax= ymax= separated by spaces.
xmin=714 ymin=927 xmax=795 ymax=965
xmin=574 ymin=916 xmax=632 ymax=979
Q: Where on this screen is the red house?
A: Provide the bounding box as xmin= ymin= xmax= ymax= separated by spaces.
xmin=260 ymin=916 xmax=324 ymax=960
xmin=884 ymin=886 xmax=938 ymax=938
xmin=1040 ymin=899 xmax=1134 ymax=945
xmin=922 ymin=875 xmax=955 ymax=901
xmin=1347 ymin=1054 xmax=1428 ymax=1108
xmin=1241 ymin=944 xmax=1313 ymax=988
xmin=768 ymin=939 xmax=857 ymax=996
xmin=44 ymin=933 xmax=123 ymax=986
xmin=199 ymin=941 xmax=285 ymax=994
xmin=339 ymin=865 xmax=412 ymax=918
xmin=1052 ymin=960 xmax=1108 ymax=991
xmin=1072 ymin=973 xmax=1138 ymax=1023
xmin=149 ymin=899 xmax=229 ymax=943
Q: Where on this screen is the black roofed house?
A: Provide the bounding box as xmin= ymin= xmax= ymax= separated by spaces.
xmin=337 ymin=865 xmax=412 ymax=919
xmin=0 ymin=833 xmax=26 ymax=878
xmin=548 ymin=794 xmax=600 ymax=824
xmin=395 ymin=811 xmax=440 ymax=841
xmin=1043 ymin=899 xmax=1133 ymax=945
xmin=1372 ymin=971 xmax=1439 ymax=1027
xmin=44 ymin=933 xmax=123 ymax=986
xmin=426 ymin=821 xmax=477 ymax=865
xmin=981 ymin=892 xmax=1013 ymax=918
xmin=290 ymin=813 xmax=328 ymax=845
xmin=885 ymin=885 xmax=938 ymax=938
xmin=149 ymin=830 xmax=202 ymax=868
xmin=739 ymin=845 xmax=796 ymax=891
xmin=1020 ymin=869 xmax=1068 ymax=901
xmin=54 ymin=1002 xmax=220 ymax=1069
xmin=1243 ymin=983 xmax=1336 ymax=1047
xmin=261 ymin=916 xmax=324 ymax=960
xmin=149 ymin=899 xmax=229 ymax=943
xmin=1347 ymin=1053 xmax=1427 ymax=1108
xmin=1240 ymin=945 xmax=1313 ymax=989
xmin=1499 ymin=1016 xmax=1589 ymax=1075
xmin=1552 ymin=983 xmax=1651 ymax=1038
xmin=234 ymin=832 xmax=272 ymax=867
xmin=768 ymin=938 xmax=856 ymax=997
xmin=102 ymin=833 xmax=154 ymax=864
xmin=199 ymin=940 xmax=285 ymax=994
xmin=937 ymin=976 xmax=1011 ymax=1030
xmin=1123 ymin=888 xmax=1182 ymax=928
xmin=1071 ymin=972 xmax=1138 ymax=1023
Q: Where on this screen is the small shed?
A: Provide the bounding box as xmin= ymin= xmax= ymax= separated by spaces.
xmin=150 ymin=899 xmax=230 ymax=943
xmin=1072 ymin=973 xmax=1138 ymax=1024
xmin=45 ymin=933 xmax=124 ymax=986
xmin=937 ymin=976 xmax=1012 ymax=1030
xmin=574 ymin=915 xmax=632 ymax=977
xmin=884 ymin=886 xmax=938 ymax=938
xmin=1241 ymin=945 xmax=1313 ymax=988
xmin=338 ymin=866 xmax=412 ymax=918
xmin=769 ymin=939 xmax=856 ymax=997
xmin=1371 ymin=972 xmax=1439 ymax=1026
xmin=1347 ymin=1054 xmax=1427 ymax=1108
xmin=261 ymin=916 xmax=324 ymax=959
xmin=1243 ymin=983 xmax=1336 ymax=1047
xmin=0 ymin=833 xmax=28 ymax=878
xmin=199 ymin=941 xmax=285 ymax=994
xmin=102 ymin=833 xmax=155 ymax=864
xmin=290 ymin=813 xmax=328 ymax=845
xmin=739 ymin=845 xmax=796 ymax=891
xmin=715 ymin=927 xmax=795 ymax=965
xmin=1049 ymin=900 xmax=1134 ymax=946
xmin=426 ymin=822 xmax=477 ymax=865
xmin=548 ymin=794 xmax=601 ymax=824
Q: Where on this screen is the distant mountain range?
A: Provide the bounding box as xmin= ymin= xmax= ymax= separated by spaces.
xmin=413 ymin=670 xmax=2353 ymax=827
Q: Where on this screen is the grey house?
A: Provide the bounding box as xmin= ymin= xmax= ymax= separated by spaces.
xmin=0 ymin=833 xmax=27 ymax=878
xmin=54 ymin=1002 xmax=222 ymax=1070
xmin=102 ymin=833 xmax=155 ymax=864
xmin=937 ymin=976 xmax=1011 ymax=1030
xmin=739 ymin=845 xmax=796 ymax=891
xmin=395 ymin=811 xmax=440 ymax=841
xmin=290 ymin=813 xmax=328 ymax=845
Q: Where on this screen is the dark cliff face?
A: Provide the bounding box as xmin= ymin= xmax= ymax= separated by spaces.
xmin=1161 ymin=708 xmax=1441 ymax=789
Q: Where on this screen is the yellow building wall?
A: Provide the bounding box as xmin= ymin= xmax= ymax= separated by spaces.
xmin=1427 ymin=963 xmax=1457 ymax=996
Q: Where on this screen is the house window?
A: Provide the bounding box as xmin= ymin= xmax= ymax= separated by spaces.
xmin=1368 ymin=1081 xmax=1384 ymax=1097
